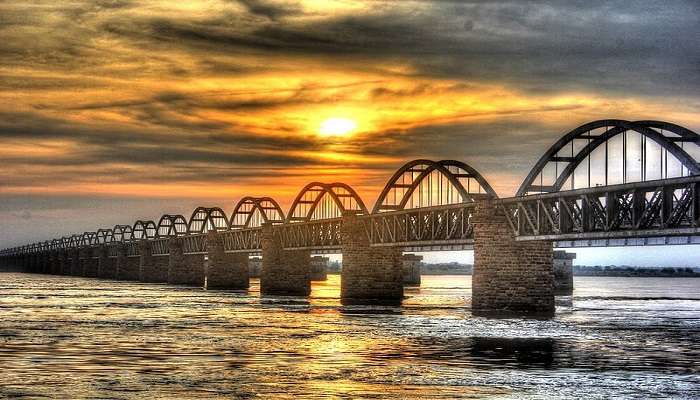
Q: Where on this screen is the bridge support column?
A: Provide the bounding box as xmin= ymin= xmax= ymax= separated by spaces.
xmin=114 ymin=244 xmax=138 ymax=280
xmin=205 ymin=231 xmax=249 ymax=290
xmin=402 ymin=254 xmax=422 ymax=286
xmin=168 ymin=237 xmax=205 ymax=286
xmin=40 ymin=252 xmax=50 ymax=274
xmin=50 ymin=251 xmax=61 ymax=274
xmin=553 ymin=251 xmax=575 ymax=295
xmin=310 ymin=256 xmax=328 ymax=281
xmin=82 ymin=248 xmax=99 ymax=278
xmin=472 ymin=200 xmax=554 ymax=315
xmin=97 ymin=246 xmax=116 ymax=279
xmin=260 ymin=223 xmax=311 ymax=296
xmin=138 ymin=240 xmax=168 ymax=282
xmin=69 ymin=249 xmax=81 ymax=276
xmin=340 ymin=213 xmax=403 ymax=305
xmin=58 ymin=250 xmax=69 ymax=275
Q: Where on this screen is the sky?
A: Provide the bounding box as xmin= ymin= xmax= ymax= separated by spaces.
xmin=1 ymin=1 xmax=699 ymax=265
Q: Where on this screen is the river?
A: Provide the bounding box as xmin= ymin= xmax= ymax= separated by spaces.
xmin=0 ymin=273 xmax=698 ymax=399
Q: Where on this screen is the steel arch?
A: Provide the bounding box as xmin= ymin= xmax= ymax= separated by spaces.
xmin=287 ymin=182 xmax=368 ymax=222
xmin=80 ymin=232 xmax=97 ymax=247
xmin=517 ymin=120 xmax=700 ymax=196
xmin=373 ymin=159 xmax=497 ymax=213
xmin=132 ymin=220 xmax=157 ymax=240
xmin=231 ymin=197 xmax=285 ymax=228
xmin=112 ymin=225 xmax=134 ymax=242
xmin=157 ymin=214 xmax=188 ymax=237
xmin=188 ymin=207 xmax=230 ymax=233
xmin=68 ymin=234 xmax=81 ymax=248
xmin=51 ymin=238 xmax=62 ymax=250
xmin=96 ymin=229 xmax=113 ymax=244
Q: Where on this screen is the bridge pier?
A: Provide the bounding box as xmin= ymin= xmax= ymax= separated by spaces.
xmin=82 ymin=248 xmax=99 ymax=278
xmin=168 ymin=237 xmax=205 ymax=286
xmin=58 ymin=250 xmax=69 ymax=275
xmin=260 ymin=223 xmax=311 ymax=296
xmin=340 ymin=213 xmax=403 ymax=305
xmin=402 ymin=254 xmax=422 ymax=286
xmin=553 ymin=251 xmax=575 ymax=295
xmin=310 ymin=256 xmax=328 ymax=281
xmin=205 ymin=231 xmax=249 ymax=290
xmin=50 ymin=251 xmax=61 ymax=274
xmin=97 ymin=246 xmax=117 ymax=279
xmin=68 ymin=249 xmax=81 ymax=276
xmin=137 ymin=240 xmax=168 ymax=283
xmin=472 ymin=200 xmax=554 ymax=315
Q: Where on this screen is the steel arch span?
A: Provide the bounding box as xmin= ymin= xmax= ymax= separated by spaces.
xmin=132 ymin=220 xmax=157 ymax=240
xmin=287 ymin=182 xmax=368 ymax=222
xmin=231 ymin=197 xmax=285 ymax=228
xmin=80 ymin=232 xmax=97 ymax=247
xmin=157 ymin=215 xmax=188 ymax=237
xmin=518 ymin=120 xmax=700 ymax=196
xmin=111 ymin=225 xmax=134 ymax=242
xmin=188 ymin=207 xmax=229 ymax=233
xmin=373 ymin=159 xmax=497 ymax=213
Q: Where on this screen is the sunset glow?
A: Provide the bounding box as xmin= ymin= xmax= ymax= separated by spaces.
xmin=319 ymin=118 xmax=357 ymax=137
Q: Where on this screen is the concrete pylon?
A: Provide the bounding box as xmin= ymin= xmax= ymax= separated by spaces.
xmin=205 ymin=231 xmax=249 ymax=290
xmin=69 ymin=249 xmax=81 ymax=276
xmin=340 ymin=212 xmax=403 ymax=305
xmin=310 ymin=256 xmax=329 ymax=281
xmin=82 ymin=247 xmax=99 ymax=278
xmin=472 ymin=199 xmax=554 ymax=315
xmin=168 ymin=237 xmax=204 ymax=286
xmin=553 ymin=250 xmax=575 ymax=295
xmin=260 ymin=223 xmax=311 ymax=296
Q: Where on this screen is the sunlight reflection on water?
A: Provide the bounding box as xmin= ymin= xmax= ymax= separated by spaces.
xmin=0 ymin=273 xmax=698 ymax=399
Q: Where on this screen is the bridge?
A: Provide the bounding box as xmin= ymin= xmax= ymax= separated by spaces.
xmin=1 ymin=119 xmax=698 ymax=314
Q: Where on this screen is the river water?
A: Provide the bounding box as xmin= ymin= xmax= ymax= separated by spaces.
xmin=0 ymin=273 xmax=698 ymax=399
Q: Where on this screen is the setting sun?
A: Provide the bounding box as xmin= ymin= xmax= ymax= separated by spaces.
xmin=319 ymin=118 xmax=357 ymax=137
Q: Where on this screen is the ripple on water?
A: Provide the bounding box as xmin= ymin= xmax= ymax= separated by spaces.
xmin=0 ymin=273 xmax=698 ymax=399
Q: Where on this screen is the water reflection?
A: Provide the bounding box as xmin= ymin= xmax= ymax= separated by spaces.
xmin=0 ymin=273 xmax=698 ymax=398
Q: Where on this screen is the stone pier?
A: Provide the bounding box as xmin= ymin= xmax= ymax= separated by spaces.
xmin=260 ymin=223 xmax=311 ymax=296
xmin=205 ymin=231 xmax=249 ymax=290
xmin=310 ymin=256 xmax=329 ymax=281
xmin=553 ymin=250 xmax=575 ymax=295
xmin=168 ymin=237 xmax=205 ymax=286
xmin=97 ymin=246 xmax=117 ymax=279
xmin=249 ymin=257 xmax=262 ymax=278
xmin=69 ymin=249 xmax=82 ymax=276
xmin=340 ymin=213 xmax=403 ymax=305
xmin=82 ymin=248 xmax=99 ymax=278
xmin=402 ymin=254 xmax=423 ymax=286
xmin=58 ymin=250 xmax=69 ymax=275
xmin=472 ymin=200 xmax=554 ymax=315
xmin=137 ymin=240 xmax=168 ymax=282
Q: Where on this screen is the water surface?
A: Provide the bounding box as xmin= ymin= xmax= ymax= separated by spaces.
xmin=1 ymin=273 xmax=698 ymax=399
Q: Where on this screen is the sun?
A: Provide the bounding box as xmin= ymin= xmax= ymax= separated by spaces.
xmin=319 ymin=118 xmax=357 ymax=137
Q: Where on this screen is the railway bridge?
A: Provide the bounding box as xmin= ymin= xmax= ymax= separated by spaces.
xmin=1 ymin=119 xmax=699 ymax=314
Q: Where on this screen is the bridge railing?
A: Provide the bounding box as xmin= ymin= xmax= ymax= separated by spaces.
xmin=221 ymin=227 xmax=262 ymax=253
xmin=501 ymin=175 xmax=700 ymax=241
xmin=279 ymin=218 xmax=342 ymax=251
xmin=364 ymin=203 xmax=476 ymax=249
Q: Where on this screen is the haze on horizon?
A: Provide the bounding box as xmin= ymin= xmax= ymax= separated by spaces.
xmin=1 ymin=0 xmax=699 ymax=265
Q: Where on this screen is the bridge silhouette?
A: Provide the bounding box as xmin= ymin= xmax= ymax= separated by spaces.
xmin=1 ymin=119 xmax=699 ymax=314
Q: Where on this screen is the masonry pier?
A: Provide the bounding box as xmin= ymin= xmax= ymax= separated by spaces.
xmin=82 ymin=248 xmax=99 ymax=278
xmin=340 ymin=213 xmax=403 ymax=305
xmin=310 ymin=256 xmax=328 ymax=281
xmin=97 ymin=246 xmax=117 ymax=279
xmin=553 ymin=250 xmax=575 ymax=295
xmin=260 ymin=223 xmax=311 ymax=296
xmin=472 ymin=200 xmax=554 ymax=315
xmin=137 ymin=240 xmax=168 ymax=282
xmin=168 ymin=237 xmax=205 ymax=286
xmin=402 ymin=254 xmax=422 ymax=286
xmin=205 ymin=231 xmax=249 ymax=290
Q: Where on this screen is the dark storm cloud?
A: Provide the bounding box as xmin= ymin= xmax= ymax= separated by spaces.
xmin=95 ymin=0 xmax=699 ymax=96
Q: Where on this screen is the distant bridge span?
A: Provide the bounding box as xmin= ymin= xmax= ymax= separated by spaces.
xmin=1 ymin=119 xmax=699 ymax=259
